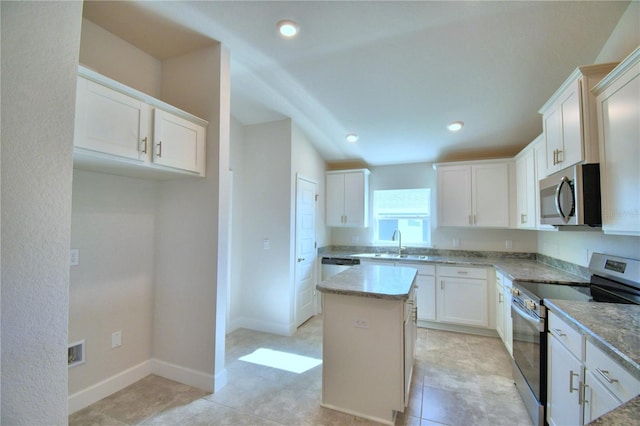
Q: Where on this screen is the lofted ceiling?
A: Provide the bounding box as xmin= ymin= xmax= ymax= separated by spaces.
xmin=82 ymin=1 xmax=630 ymax=166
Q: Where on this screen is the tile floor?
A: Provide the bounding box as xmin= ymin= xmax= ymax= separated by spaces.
xmin=69 ymin=316 xmax=533 ymax=425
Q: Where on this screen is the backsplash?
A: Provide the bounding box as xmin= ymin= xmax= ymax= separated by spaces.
xmin=319 ymin=245 xmax=591 ymax=279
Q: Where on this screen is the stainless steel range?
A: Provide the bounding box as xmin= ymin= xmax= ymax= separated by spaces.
xmin=510 ymin=252 xmax=640 ymax=426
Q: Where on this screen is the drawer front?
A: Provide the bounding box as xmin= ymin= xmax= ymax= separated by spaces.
xmin=586 ymin=339 xmax=640 ymax=403
xmin=438 ymin=265 xmax=487 ymax=280
xmin=548 ymin=311 xmax=583 ymax=359
xmin=404 ymin=262 xmax=435 ymax=276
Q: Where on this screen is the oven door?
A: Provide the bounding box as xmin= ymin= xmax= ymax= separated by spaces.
xmin=512 ymin=300 xmax=546 ymax=405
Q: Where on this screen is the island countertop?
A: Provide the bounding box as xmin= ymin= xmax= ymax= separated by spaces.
xmin=316 ymin=264 xmax=417 ymax=300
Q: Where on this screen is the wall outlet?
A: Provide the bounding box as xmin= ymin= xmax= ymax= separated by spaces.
xmin=70 ymin=248 xmax=79 ymax=266
xmin=452 ymin=239 xmax=460 ymax=248
xmin=505 ymin=240 xmax=513 ymax=250
xmin=112 ymin=331 xmax=122 ymax=348
xmin=68 ymin=340 xmax=85 ymax=368
xmin=263 ymin=239 xmax=270 ymax=250
xmin=351 ymin=235 xmax=359 ymax=243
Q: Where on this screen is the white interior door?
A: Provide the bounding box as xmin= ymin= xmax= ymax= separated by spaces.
xmin=295 ymin=176 xmax=317 ymax=327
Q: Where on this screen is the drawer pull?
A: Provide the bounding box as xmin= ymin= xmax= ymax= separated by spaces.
xmin=552 ymin=328 xmax=567 ymax=337
xmin=595 ymin=368 xmax=619 ymax=384
xmin=457 ymin=271 xmax=468 ymax=275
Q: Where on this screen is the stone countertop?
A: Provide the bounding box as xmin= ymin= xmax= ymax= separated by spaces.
xmin=493 ymin=260 xmax=589 ymax=285
xmin=588 ymin=395 xmax=640 ymax=425
xmin=316 ymin=264 xmax=417 ymax=300
xmin=545 ymin=299 xmax=640 ymax=380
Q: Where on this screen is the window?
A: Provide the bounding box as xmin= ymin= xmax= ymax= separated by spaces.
xmin=373 ymin=188 xmax=431 ymax=246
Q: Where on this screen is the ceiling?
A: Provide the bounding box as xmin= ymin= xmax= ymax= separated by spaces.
xmin=82 ymin=1 xmax=630 ymax=166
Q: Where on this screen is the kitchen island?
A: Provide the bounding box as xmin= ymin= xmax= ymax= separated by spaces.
xmin=316 ymin=264 xmax=418 ymax=425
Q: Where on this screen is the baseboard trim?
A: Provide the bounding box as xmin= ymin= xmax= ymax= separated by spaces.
xmin=234 ymin=317 xmax=296 ymax=336
xmin=68 ymin=360 xmax=152 ymax=414
xmin=149 ymin=358 xmax=214 ymax=393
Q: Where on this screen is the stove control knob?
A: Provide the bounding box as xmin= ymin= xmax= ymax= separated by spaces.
xmin=525 ymin=300 xmax=536 ymax=310
xmin=511 ymin=288 xmax=520 ymax=296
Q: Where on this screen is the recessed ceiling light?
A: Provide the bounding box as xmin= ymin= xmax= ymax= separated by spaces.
xmin=277 ymin=20 xmax=299 ymax=38
xmin=447 ymin=121 xmax=464 ymax=132
xmin=345 ymin=133 xmax=359 ymax=143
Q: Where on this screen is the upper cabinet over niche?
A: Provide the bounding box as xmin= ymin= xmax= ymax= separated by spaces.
xmin=74 ymin=66 xmax=207 ymax=179
xmin=326 ymin=169 xmax=370 ymax=228
xmin=434 ymin=159 xmax=513 ymax=229
xmin=592 ymin=47 xmax=640 ymax=236
xmin=539 ymin=63 xmax=617 ymax=177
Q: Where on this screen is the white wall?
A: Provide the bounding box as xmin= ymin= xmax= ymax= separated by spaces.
xmin=228 ymin=117 xmax=245 ymax=332
xmin=69 ymin=171 xmax=157 ymax=394
xmin=595 ymin=1 xmax=640 ymax=64
xmin=79 ymin=18 xmax=162 ymax=97
xmin=239 ymin=119 xmax=295 ymax=335
xmin=70 ymin=22 xmax=164 ymax=400
xmin=330 ymin=162 xmax=539 ymax=253
xmin=1 ymin=2 xmax=82 ymax=423
xmin=153 ymin=44 xmax=230 ymax=391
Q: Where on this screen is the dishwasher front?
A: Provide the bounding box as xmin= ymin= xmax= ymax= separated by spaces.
xmin=320 ymin=257 xmax=360 ymax=280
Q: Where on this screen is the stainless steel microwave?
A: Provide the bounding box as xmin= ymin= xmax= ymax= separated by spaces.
xmin=539 ymin=164 xmax=602 ymax=226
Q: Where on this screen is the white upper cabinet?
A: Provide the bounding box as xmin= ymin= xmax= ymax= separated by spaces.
xmin=539 ymin=63 xmax=617 ymax=176
xmin=515 ymin=141 xmax=537 ymax=229
xmin=75 ymin=77 xmax=149 ymax=162
xmin=326 ymin=169 xmax=370 ymax=227
xmin=436 ymin=160 xmax=512 ymax=228
xmin=73 ymin=66 xmax=207 ymax=178
xmin=592 ymin=48 xmax=640 ymax=236
xmin=152 ymin=109 xmax=205 ymax=174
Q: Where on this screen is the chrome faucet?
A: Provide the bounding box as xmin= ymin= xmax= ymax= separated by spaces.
xmin=391 ymin=229 xmax=403 ymax=255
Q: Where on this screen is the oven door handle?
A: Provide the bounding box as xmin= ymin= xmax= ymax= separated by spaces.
xmin=511 ymin=302 xmax=544 ymax=332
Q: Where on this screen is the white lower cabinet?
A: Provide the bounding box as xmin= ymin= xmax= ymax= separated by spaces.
xmin=547 ymin=310 xmax=640 ymax=425
xmin=436 ymin=265 xmax=488 ymax=328
xmin=583 ymin=369 xmax=622 ymax=423
xmin=547 ymin=325 xmax=583 ymax=426
xmin=502 ymin=275 xmax=513 ymax=356
xmin=495 ymin=273 xmax=505 ymax=340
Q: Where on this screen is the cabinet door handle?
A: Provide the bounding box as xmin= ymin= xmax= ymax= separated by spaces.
xmin=580 ymin=381 xmax=588 ymax=405
xmin=553 ymin=149 xmax=557 ymax=165
xmin=521 ymin=213 xmax=527 ymax=224
xmin=157 ymin=141 xmax=162 ymax=158
xmin=297 ymin=258 xmax=305 ymax=262
xmin=595 ymin=368 xmax=619 ymax=384
xmin=552 ymin=328 xmax=566 ymax=337
xmin=141 ymin=137 xmax=148 ymax=154
xmin=569 ymin=370 xmax=580 ymax=393
xmin=557 ymin=149 xmax=563 ymax=163
xmin=441 ymin=280 xmax=444 ymax=290
xmin=498 ymin=293 xmax=504 ymax=303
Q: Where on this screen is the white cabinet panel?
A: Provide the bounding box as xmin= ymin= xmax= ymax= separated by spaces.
xmin=152 ymin=108 xmax=205 ymax=174
xmin=584 ymin=369 xmax=622 ymax=423
xmin=515 ymin=145 xmax=537 ymax=229
xmin=436 ymin=161 xmax=511 ymax=228
xmin=539 ymin=63 xmax=617 ymax=177
xmin=325 ymin=169 xmax=370 ymax=227
xmin=415 ymin=274 xmax=436 ymax=321
xmin=75 ymin=76 xmax=148 ymax=161
xmin=436 ymin=266 xmax=488 ymax=328
xmin=73 ymin=66 xmax=207 ymax=178
xmin=547 ymin=331 xmax=583 ymax=426
xmin=594 ymin=49 xmax=640 ymax=236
